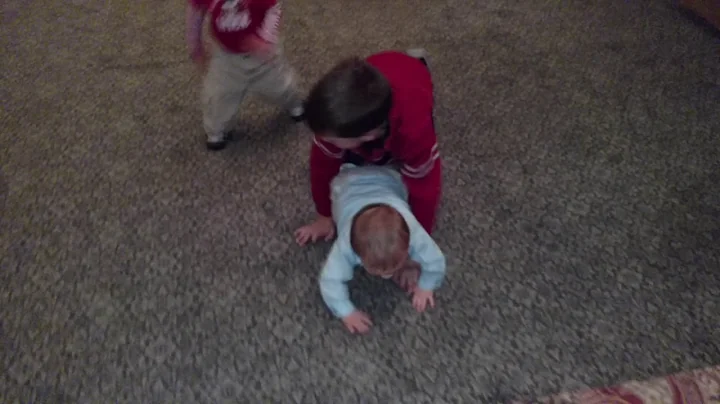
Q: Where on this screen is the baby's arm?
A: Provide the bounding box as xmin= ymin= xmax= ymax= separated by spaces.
xmin=410 ymin=228 xmax=447 ymax=292
xmin=318 ymin=243 xmax=357 ymax=319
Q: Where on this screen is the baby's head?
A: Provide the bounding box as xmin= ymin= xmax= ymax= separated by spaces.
xmin=350 ymin=204 xmax=409 ymax=278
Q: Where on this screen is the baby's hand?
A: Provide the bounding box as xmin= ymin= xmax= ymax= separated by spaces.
xmin=342 ymin=310 xmax=373 ymax=334
xmin=412 ymin=288 xmax=435 ymax=313
xmin=392 ymin=264 xmax=419 ymax=293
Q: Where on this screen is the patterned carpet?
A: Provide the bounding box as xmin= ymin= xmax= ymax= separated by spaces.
xmin=1 ymin=0 xmax=719 ymax=403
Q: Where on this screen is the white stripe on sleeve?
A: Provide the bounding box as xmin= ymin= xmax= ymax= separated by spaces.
xmin=401 ymin=144 xmax=439 ymax=179
xmin=313 ymin=136 xmax=344 ymax=159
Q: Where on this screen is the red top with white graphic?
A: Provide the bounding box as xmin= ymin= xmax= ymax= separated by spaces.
xmin=310 ymin=51 xmax=442 ymax=234
xmin=190 ymin=0 xmax=281 ymax=53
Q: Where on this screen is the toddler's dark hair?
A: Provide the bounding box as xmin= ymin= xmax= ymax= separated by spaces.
xmin=350 ymin=204 xmax=409 ymax=277
xmin=304 ymin=57 xmax=392 ymax=139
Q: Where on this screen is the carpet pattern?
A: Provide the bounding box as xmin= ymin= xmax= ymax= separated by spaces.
xmin=1 ymin=0 xmax=719 ymax=403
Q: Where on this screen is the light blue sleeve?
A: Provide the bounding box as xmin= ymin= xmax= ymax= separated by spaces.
xmin=409 ymin=225 xmax=447 ymax=291
xmin=318 ymin=242 xmax=358 ymax=318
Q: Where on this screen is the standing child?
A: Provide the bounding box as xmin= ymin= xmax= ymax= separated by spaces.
xmin=186 ymin=0 xmax=305 ymax=150
xmin=319 ymin=164 xmax=446 ymax=334
xmin=294 ymin=49 xmax=442 ymax=245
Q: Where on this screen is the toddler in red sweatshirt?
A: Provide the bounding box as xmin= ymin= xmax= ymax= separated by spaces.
xmin=186 ymin=0 xmax=304 ymax=150
xmin=295 ymin=49 xmax=442 ymax=245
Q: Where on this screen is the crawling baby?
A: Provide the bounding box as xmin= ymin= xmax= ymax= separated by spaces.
xmin=318 ymin=164 xmax=446 ymax=334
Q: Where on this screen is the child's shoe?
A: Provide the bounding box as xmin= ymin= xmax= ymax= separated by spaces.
xmin=289 ymin=104 xmax=305 ymax=122
xmin=406 ymin=48 xmax=429 ymax=69
xmin=206 ymin=132 xmax=233 ymax=151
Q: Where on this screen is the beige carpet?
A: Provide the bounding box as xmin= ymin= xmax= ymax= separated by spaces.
xmin=1 ymin=0 xmax=719 ymax=402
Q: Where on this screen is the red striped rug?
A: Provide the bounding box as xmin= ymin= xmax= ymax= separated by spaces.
xmin=516 ymin=366 xmax=720 ymax=404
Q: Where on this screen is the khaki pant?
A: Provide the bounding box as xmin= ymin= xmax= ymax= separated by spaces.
xmin=201 ymin=44 xmax=302 ymax=139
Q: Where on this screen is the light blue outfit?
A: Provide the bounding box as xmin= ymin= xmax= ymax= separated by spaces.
xmin=319 ymin=164 xmax=446 ymax=319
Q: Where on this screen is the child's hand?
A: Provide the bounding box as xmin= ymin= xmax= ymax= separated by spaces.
xmin=342 ymin=310 xmax=373 ymax=334
xmin=412 ymin=288 xmax=435 ymax=312
xmin=243 ymin=35 xmax=276 ymax=61
xmin=295 ymin=215 xmax=335 ymax=246
xmin=190 ymin=46 xmax=209 ymax=74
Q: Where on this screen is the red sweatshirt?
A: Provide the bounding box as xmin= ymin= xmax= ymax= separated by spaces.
xmin=189 ymin=0 xmax=282 ymax=53
xmin=310 ymin=51 xmax=442 ymax=234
